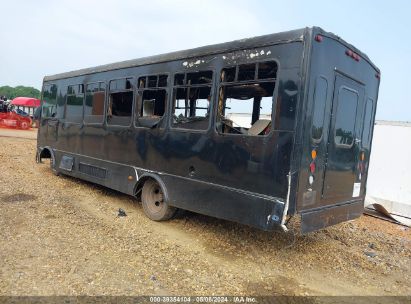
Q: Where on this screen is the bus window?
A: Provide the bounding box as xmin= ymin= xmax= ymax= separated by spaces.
xmin=158 ymin=75 xmax=168 ymax=87
xmin=42 ymin=84 xmax=58 ymax=118
xmin=107 ymin=78 xmax=134 ymax=126
xmin=85 ymin=82 xmax=105 ymax=124
xmin=221 ymin=67 xmax=236 ymax=82
xmin=311 ymin=76 xmax=328 ymax=142
xmin=65 ymin=84 xmax=84 ymax=123
xmin=135 ymin=74 xmax=168 ymax=128
xmin=238 ymin=63 xmax=255 ymax=81
xmin=174 ymin=73 xmax=185 ymax=86
xmin=140 ymin=90 xmax=167 ymax=117
xmin=217 ymin=61 xmax=277 ymax=136
xmin=258 ymin=61 xmax=277 ymax=79
xmin=334 ymin=87 xmax=358 ymax=147
xmin=361 ymin=98 xmax=374 ymax=148
xmin=171 ymin=71 xmax=213 ymax=131
xmin=136 ymin=89 xmax=167 ymax=127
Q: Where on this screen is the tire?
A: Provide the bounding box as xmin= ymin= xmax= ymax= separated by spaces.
xmin=141 ymin=179 xmax=176 ymax=221
xmin=50 ymin=155 xmax=59 ymax=176
xmin=20 ymin=121 xmax=29 ymax=130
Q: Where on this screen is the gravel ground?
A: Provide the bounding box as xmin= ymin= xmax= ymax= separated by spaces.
xmin=0 ymin=132 xmax=410 ymax=296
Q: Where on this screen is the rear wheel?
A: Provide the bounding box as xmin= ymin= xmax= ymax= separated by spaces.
xmin=141 ymin=179 xmax=176 ymax=221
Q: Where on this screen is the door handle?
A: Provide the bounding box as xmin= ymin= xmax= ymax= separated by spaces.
xmin=355 ymin=138 xmax=361 ymax=144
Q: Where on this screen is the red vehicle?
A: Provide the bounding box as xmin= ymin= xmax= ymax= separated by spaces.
xmin=0 ymin=103 xmax=32 ymax=130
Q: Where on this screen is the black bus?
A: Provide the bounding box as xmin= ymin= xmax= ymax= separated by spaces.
xmin=36 ymin=27 xmax=380 ymax=233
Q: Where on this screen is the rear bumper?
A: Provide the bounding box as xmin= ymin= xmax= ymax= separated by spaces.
xmin=300 ymin=199 xmax=364 ymax=233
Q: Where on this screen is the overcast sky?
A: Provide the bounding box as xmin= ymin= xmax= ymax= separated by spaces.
xmin=1 ymin=0 xmax=410 ymax=121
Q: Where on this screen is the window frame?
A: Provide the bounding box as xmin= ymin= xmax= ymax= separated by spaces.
xmin=134 ymin=73 xmax=170 ymax=129
xmin=106 ymin=77 xmax=135 ymax=128
xmin=216 ymin=60 xmax=279 ymax=137
xmin=83 ymin=81 xmax=106 ymax=126
xmin=64 ymin=83 xmax=85 ymax=124
xmin=169 ymin=70 xmax=214 ymax=133
xmin=137 ymin=73 xmax=169 ymax=90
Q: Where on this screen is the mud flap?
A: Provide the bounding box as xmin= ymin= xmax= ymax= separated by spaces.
xmin=59 ymin=155 xmax=74 ymax=172
xmin=301 ymin=200 xmax=364 ymax=233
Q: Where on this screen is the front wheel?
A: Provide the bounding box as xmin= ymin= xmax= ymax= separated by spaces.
xmin=141 ymin=179 xmax=176 ymax=221
xmin=50 ymin=156 xmax=59 ymax=176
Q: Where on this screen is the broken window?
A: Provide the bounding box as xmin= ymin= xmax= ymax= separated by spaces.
xmin=258 ymin=61 xmax=278 ymax=79
xmin=107 ymin=78 xmax=133 ymax=126
xmin=172 ymin=70 xmax=213 ymax=130
xmin=217 ymin=61 xmax=277 ymax=136
xmin=221 ymin=67 xmax=236 ymax=83
xmin=135 ymin=90 xmax=167 ymax=127
xmin=135 ymin=75 xmax=168 ymax=128
xmin=85 ymin=82 xmax=105 ymax=124
xmin=174 ymin=73 xmax=185 ymax=86
xmin=65 ymin=84 xmax=84 ymax=123
xmin=42 ymin=84 xmax=58 ymax=118
xmin=238 ymin=63 xmax=255 ymax=81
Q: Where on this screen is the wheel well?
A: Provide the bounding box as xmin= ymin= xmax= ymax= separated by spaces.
xmin=134 ymin=174 xmax=169 ymax=203
xmin=38 ymin=147 xmax=57 ymax=167
xmin=134 ymin=176 xmax=153 ymax=200
xmin=39 ymin=148 xmax=51 ymax=159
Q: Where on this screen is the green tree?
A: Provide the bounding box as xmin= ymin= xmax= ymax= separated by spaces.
xmin=0 ymin=85 xmax=41 ymax=99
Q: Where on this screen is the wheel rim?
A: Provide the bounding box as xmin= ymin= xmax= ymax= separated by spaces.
xmin=145 ymin=182 xmax=165 ymax=214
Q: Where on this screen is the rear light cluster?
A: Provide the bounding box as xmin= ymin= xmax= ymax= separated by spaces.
xmin=345 ymin=49 xmax=360 ymax=61
xmin=309 ymin=162 xmax=316 ymax=174
xmin=315 ymin=34 xmax=323 ymax=42
xmin=358 ymin=151 xmax=366 ymax=180
xmin=308 ymin=149 xmax=317 ymax=185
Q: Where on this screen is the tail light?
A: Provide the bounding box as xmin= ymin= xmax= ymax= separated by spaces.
xmin=346 ymin=49 xmax=360 ymax=62
xmin=315 ymin=35 xmax=323 ymax=42
xmin=309 ymin=162 xmax=316 ymax=174
xmin=358 ymin=151 xmax=366 ymax=176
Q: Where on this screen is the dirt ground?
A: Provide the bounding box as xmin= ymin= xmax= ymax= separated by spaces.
xmin=0 ymin=127 xmax=38 ymax=140
xmin=0 ymin=129 xmax=410 ymax=297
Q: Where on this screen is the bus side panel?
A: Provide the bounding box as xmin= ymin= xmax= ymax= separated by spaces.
xmin=37 ymin=42 xmax=304 ymax=231
xmin=161 ymin=174 xmax=285 ymax=230
xmin=49 ymin=149 xmax=286 ymax=230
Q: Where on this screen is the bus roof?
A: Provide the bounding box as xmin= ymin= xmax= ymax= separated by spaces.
xmin=43 ymin=27 xmax=378 ymax=82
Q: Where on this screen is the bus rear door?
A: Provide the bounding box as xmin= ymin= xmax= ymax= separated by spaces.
xmin=322 ymin=73 xmax=364 ymax=201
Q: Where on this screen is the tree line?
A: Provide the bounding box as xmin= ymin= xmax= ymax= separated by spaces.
xmin=0 ymin=85 xmax=41 ymax=100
